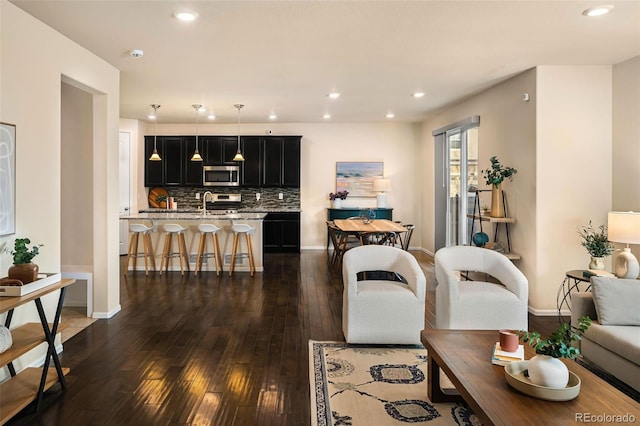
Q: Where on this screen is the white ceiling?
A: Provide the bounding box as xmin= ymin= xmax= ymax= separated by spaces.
xmin=10 ymin=0 xmax=640 ymax=124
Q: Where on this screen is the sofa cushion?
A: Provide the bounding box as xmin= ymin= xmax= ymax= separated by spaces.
xmin=591 ymin=276 xmax=640 ymax=325
xmin=583 ymin=321 xmax=640 ymax=366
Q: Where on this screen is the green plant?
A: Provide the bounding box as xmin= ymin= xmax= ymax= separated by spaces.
xmin=517 ymin=316 xmax=591 ymax=360
xmin=481 ymin=156 xmax=517 ymax=187
xmin=156 ymin=194 xmax=168 ymax=203
xmin=577 ymin=221 xmax=613 ymax=258
xmin=5 ymin=238 xmax=43 ymax=265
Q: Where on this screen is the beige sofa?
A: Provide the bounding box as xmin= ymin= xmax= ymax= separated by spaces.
xmin=571 ymin=276 xmax=640 ymax=392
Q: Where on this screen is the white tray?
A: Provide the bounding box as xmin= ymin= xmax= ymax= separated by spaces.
xmin=0 ymin=273 xmax=62 ymax=297
xmin=505 ymin=361 xmax=581 ymax=401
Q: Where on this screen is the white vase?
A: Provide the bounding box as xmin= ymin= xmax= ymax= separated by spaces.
xmin=527 ymin=355 xmax=569 ymax=388
xmin=332 ymin=199 xmax=342 ymax=209
xmin=589 ymin=256 xmax=605 ymax=270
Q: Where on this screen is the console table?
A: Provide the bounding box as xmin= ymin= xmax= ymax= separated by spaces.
xmin=326 ymin=208 xmax=393 ymax=247
xmin=0 ymin=278 xmax=75 ymax=424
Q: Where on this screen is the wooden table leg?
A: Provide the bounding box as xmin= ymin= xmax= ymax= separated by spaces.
xmin=427 ymin=352 xmax=463 ymax=403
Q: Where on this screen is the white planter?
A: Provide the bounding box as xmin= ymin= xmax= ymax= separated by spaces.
xmin=332 ymin=199 xmax=342 ymax=209
xmin=528 ymin=355 xmax=569 ymax=389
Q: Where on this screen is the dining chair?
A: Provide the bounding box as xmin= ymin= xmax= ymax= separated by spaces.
xmin=327 ymin=221 xmax=358 ymax=269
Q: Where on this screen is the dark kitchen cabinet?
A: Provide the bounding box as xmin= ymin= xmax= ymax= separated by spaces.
xmin=183 ymin=136 xmax=202 ymax=186
xmin=241 ymin=136 xmax=262 ymax=187
xmin=203 ymin=136 xmax=240 ymax=165
xmin=163 ymin=137 xmax=185 ymax=186
xmin=263 ymin=212 xmax=300 ymax=253
xmin=144 ymin=136 xmax=163 ymax=187
xmin=262 ymin=136 xmax=301 ymax=187
xmin=282 ymin=137 xmax=301 ymax=187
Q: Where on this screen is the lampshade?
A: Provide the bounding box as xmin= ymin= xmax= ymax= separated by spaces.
xmin=607 ymin=211 xmax=640 ymax=279
xmin=148 ymin=104 xmax=161 ymax=161
xmin=607 ymin=211 xmax=640 ymax=244
xmin=372 ymin=178 xmax=391 ymax=193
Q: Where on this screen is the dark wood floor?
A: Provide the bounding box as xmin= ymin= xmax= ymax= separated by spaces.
xmin=8 ymin=250 xmax=562 ymax=426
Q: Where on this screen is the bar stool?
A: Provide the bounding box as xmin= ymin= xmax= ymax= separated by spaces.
xmin=195 ymin=223 xmax=223 ymax=276
xmin=125 ymin=223 xmax=156 ymax=276
xmin=229 ymin=223 xmax=256 ymax=276
xmin=160 ymin=224 xmax=190 ymax=276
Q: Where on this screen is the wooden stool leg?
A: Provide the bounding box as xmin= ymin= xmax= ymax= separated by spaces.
xmin=181 ymin=233 xmax=190 ymax=273
xmin=146 ymin=233 xmax=157 ymax=272
xmin=245 ymin=233 xmax=255 ymax=276
xmin=141 ymin=232 xmax=150 ymax=276
xmin=195 ymin=233 xmax=205 ymax=276
xmin=125 ymin=232 xmax=135 ymax=276
xmin=160 ymin=233 xmax=170 ymax=275
xmin=213 ymin=234 xmax=222 ymax=276
xmin=176 ymin=233 xmax=185 ymax=276
xmin=132 ymin=233 xmax=140 ymax=272
xmin=229 ymin=233 xmax=239 ymax=276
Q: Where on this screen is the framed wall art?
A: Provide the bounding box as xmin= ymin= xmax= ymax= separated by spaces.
xmin=0 ymin=122 xmax=16 ymax=236
xmin=336 ymin=161 xmax=383 ymax=197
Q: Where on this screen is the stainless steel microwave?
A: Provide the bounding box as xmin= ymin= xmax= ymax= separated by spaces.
xmin=203 ymin=165 xmax=240 ymax=186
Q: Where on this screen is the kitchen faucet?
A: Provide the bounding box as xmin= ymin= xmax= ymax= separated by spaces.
xmin=202 ymin=191 xmax=214 ymax=214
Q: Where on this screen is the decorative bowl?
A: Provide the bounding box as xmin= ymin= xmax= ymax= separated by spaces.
xmin=504 ymin=361 xmax=581 ymax=401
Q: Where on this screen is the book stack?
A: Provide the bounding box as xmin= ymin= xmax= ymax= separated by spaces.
xmin=491 ymin=342 xmax=524 ymax=366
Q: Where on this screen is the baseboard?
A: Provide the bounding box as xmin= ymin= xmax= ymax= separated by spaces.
xmin=92 ymin=304 xmax=121 ymax=319
xmin=528 ymin=306 xmax=564 ymax=316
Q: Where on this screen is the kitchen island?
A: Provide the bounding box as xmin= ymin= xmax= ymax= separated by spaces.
xmin=120 ymin=211 xmax=268 ymax=274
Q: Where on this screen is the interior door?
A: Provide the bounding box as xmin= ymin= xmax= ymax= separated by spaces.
xmin=119 ymin=131 xmax=131 ymax=255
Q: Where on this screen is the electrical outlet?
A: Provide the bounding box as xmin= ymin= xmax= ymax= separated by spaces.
xmin=278 ymin=193 xmax=283 ymax=200
xmin=256 ymin=193 xmax=261 ymax=201
xmin=195 ymin=193 xmax=200 ymax=200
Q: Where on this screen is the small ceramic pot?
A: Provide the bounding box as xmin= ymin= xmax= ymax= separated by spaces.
xmin=528 ymin=354 xmax=569 ymax=389
xmin=589 ymin=257 xmax=605 ymax=270
xmin=8 ymin=262 xmax=39 ymax=284
xmin=499 ymin=330 xmax=519 ymax=353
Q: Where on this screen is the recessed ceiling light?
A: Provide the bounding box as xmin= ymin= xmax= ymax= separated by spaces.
xmin=412 ymin=92 xmax=425 ymax=98
xmin=208 ymin=114 xmax=215 ymax=120
xmin=386 ymin=112 xmax=395 ymax=119
xmin=173 ymin=10 xmax=199 ymax=21
xmin=323 ymin=113 xmax=331 ymax=119
xmin=582 ymin=5 xmax=614 ymax=16
xmin=327 ymin=92 xmax=341 ymax=99
xmin=269 ymin=114 xmax=278 ymax=120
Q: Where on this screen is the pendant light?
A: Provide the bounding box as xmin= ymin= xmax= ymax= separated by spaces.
xmin=233 ymin=104 xmax=245 ymax=161
xmin=148 ymin=104 xmax=161 ymax=161
xmin=191 ymin=104 xmax=203 ymax=161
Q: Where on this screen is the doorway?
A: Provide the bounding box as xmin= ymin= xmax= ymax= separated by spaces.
xmin=119 ymin=131 xmax=131 ymax=255
xmin=433 ymin=116 xmax=479 ymax=251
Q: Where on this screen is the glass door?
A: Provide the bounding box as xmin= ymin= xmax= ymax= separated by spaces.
xmin=445 ymin=127 xmax=478 ymax=246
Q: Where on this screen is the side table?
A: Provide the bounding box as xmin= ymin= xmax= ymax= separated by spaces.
xmin=556 ymin=270 xmax=613 ymax=323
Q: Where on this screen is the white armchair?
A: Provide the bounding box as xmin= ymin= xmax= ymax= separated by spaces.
xmin=342 ymin=245 xmax=426 ymax=344
xmin=434 ymin=245 xmax=528 ymax=330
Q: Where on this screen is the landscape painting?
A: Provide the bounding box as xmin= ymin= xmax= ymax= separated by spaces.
xmin=0 ymin=122 xmax=16 ymax=236
xmin=336 ymin=161 xmax=383 ymax=197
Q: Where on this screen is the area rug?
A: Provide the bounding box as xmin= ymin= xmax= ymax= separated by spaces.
xmin=309 ymin=340 xmax=480 ymax=426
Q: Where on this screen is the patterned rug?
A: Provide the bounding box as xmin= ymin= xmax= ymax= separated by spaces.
xmin=309 ymin=341 xmax=480 ymax=426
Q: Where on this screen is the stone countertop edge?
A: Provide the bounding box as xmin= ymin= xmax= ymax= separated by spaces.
xmin=135 ymin=208 xmax=302 ymax=213
xmin=121 ymin=212 xmax=269 ymax=221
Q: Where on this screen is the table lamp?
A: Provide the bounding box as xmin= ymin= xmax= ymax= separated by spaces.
xmin=372 ymin=178 xmax=391 ymax=208
xmin=607 ymin=211 xmax=640 ymax=279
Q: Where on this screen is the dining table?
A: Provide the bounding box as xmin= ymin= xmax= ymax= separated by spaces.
xmin=333 ymin=219 xmax=408 ymax=246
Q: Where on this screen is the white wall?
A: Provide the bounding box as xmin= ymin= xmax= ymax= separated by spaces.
xmin=612 ymin=56 xmax=640 ymax=263
xmin=1 ymin=0 xmax=120 ymax=335
xmin=421 ymin=66 xmax=614 ymax=313
xmin=131 ymin=121 xmax=423 ymax=250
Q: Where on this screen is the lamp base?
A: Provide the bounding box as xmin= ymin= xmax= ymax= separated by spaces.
xmin=614 ymin=247 xmax=639 ymax=279
xmin=376 ymin=193 xmax=387 ymax=208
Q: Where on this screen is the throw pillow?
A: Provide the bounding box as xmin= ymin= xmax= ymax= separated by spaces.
xmin=590 ymin=276 xmax=640 ymax=326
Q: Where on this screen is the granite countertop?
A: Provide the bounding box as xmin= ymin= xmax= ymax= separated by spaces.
xmin=136 ymin=207 xmax=301 ymax=214
xmin=121 ymin=211 xmax=268 ymax=221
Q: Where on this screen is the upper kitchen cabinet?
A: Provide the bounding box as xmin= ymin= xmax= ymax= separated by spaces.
xmin=144 ymin=136 xmax=163 ymax=187
xmin=162 ymin=136 xmax=185 ymax=186
xmin=144 ymin=135 xmax=192 ymax=187
xmin=263 ymin=136 xmax=301 ymax=187
xmin=183 ymin=136 xmax=202 ymax=186
xmin=203 ymin=136 xmax=240 ymax=165
xmin=241 ymin=136 xmax=262 ymax=187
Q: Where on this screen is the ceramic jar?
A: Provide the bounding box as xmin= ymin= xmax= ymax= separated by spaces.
xmin=527 ymin=354 xmax=569 ymax=388
xmin=8 ymin=262 xmax=39 ymax=284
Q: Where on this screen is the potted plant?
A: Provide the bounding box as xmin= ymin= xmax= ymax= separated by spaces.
xmin=481 ymin=156 xmax=517 ymax=218
xmin=156 ymin=194 xmax=168 ymax=209
xmin=577 ymin=221 xmax=613 ymax=270
xmin=5 ymin=238 xmax=43 ymax=284
xmin=516 ymin=316 xmax=591 ymax=389
xmin=329 ymin=190 xmax=349 ymax=208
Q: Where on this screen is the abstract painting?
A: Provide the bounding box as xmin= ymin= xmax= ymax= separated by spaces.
xmin=0 ymin=123 xmax=16 ymax=236
xmin=336 ymin=161 xmax=383 ymax=197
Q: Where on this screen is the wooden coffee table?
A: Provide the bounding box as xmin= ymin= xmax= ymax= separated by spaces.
xmin=421 ymin=329 xmax=640 ymax=426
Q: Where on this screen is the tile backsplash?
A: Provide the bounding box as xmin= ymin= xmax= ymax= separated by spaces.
xmin=153 ymin=187 xmax=300 ymax=211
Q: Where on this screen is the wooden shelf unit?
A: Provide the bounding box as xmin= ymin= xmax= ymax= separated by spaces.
xmin=468 ymin=190 xmax=520 ymax=260
xmin=0 ymin=278 xmax=75 ymax=425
